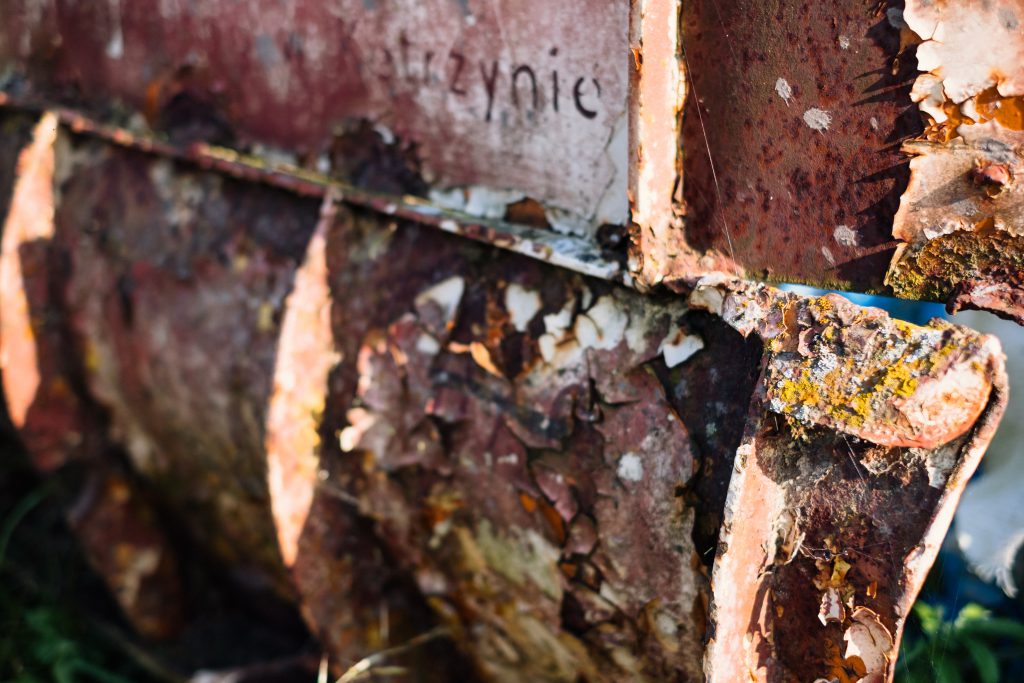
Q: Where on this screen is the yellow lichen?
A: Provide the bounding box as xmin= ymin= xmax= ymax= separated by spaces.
xmin=776 ymin=374 xmax=821 ymax=410
xmin=881 ymin=362 xmax=920 ymax=398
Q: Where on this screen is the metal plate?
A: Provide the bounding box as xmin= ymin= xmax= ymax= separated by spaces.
xmin=675 ymin=0 xmax=920 ymax=292
xmin=0 ymin=0 xmax=629 ymax=232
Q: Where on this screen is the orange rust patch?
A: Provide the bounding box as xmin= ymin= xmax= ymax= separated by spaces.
xmin=537 ymin=498 xmax=567 ymax=544
xmin=518 ymin=491 xmax=538 ymax=513
xmin=976 ymin=87 xmax=1024 ymax=131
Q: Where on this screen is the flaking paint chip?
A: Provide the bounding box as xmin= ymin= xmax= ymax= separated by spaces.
xmin=775 ymin=77 xmax=793 ymax=105
xmin=505 ymin=284 xmax=542 ymax=332
xmin=834 ymin=225 xmax=857 ymax=247
xmin=617 ymin=453 xmax=643 ymax=482
xmin=802 ymin=108 xmax=832 ymax=132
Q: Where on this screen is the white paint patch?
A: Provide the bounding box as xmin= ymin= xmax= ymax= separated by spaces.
xmin=428 ymin=187 xmax=467 ymax=211
xmin=465 ymin=186 xmax=525 ymax=220
xmin=106 ymin=0 xmax=124 ymax=59
xmin=910 ymin=73 xmax=948 ymax=123
xmin=834 ymin=224 xmax=858 ymax=247
xmin=838 ymin=35 xmax=851 ymax=49
xmin=593 ymin=113 xmax=632 ymax=228
xmin=373 ymin=123 xmax=396 ymax=145
xmin=923 ymin=220 xmax=960 ymax=241
xmin=573 ymin=314 xmax=600 ymax=348
xmin=416 ymin=333 xmax=441 ymax=355
xmin=802 ymin=108 xmax=832 ymax=132
xmin=537 ymin=334 xmax=558 ymax=363
xmin=821 ymin=245 xmax=836 ymax=265
xmin=775 ymin=77 xmax=793 ymax=105
xmin=843 ymin=608 xmax=894 ymax=678
xmin=338 ymin=425 xmax=360 ymax=452
xmin=688 ymin=283 xmax=725 ymax=316
xmin=580 ymin=286 xmax=594 ymax=311
xmin=617 ymin=453 xmax=644 ymax=482
xmin=546 ymin=206 xmax=593 ymax=238
xmin=578 ymin=296 xmax=629 ymax=350
xmin=543 ymin=300 xmax=575 ymax=337
xmin=505 ymin=284 xmax=542 ymax=332
xmin=926 ymin=444 xmax=958 ymax=488
xmin=655 ymin=612 xmax=678 ymax=637
xmin=414 ymin=276 xmax=465 ymax=323
xmin=660 ymin=328 xmax=704 ymax=368
xmin=870 ymin=116 xmax=880 ymax=131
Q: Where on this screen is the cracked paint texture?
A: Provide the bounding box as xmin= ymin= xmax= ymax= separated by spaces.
xmin=316 ymin=208 xmax=706 ymax=681
xmin=0 ymin=3 xmax=1017 ymax=681
xmin=0 ymin=116 xmax=1009 ymax=682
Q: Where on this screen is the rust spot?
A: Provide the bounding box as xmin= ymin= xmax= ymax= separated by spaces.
xmin=976 ymin=87 xmax=1024 ymax=131
xmin=518 ymin=491 xmax=538 ymax=514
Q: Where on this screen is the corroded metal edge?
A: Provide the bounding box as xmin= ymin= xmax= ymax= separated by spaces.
xmin=0 ymin=95 xmax=628 ymax=285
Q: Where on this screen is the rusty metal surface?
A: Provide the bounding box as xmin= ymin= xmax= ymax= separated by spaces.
xmin=5 ymin=0 xmax=1024 ymax=319
xmin=0 ymin=113 xmax=186 ymax=638
xmin=0 ymin=97 xmax=626 ymax=283
xmin=0 ymin=111 xmax=1010 ymax=682
xmin=675 ymin=0 xmax=919 ymax=293
xmin=0 ymin=3 xmax=1019 ymax=680
xmin=314 ymin=214 xmax=708 ymax=681
xmin=0 ymin=0 xmax=629 ymax=232
xmin=58 ymin=133 xmax=323 ymax=601
xmin=4 ymin=0 xmax=1024 ymax=321
xmin=628 ymin=0 xmax=742 ymax=289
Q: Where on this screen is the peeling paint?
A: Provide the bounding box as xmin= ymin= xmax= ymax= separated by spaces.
xmin=775 ymin=77 xmax=793 ymax=105
xmin=616 ymin=453 xmax=643 ymax=482
xmin=888 ymin=0 xmax=1024 ymax=321
xmin=834 ymin=224 xmax=857 ymax=248
xmin=803 ymin=108 xmax=832 ymax=132
xmin=0 ymin=4 xmax=1016 ymax=679
xmin=659 ymin=326 xmax=703 ymax=368
xmin=505 ymin=283 xmax=542 ymax=332
xmin=690 ymin=278 xmax=999 ymax=448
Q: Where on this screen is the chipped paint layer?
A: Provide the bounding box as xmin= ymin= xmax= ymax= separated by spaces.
xmin=802 ymin=108 xmax=832 ymax=132
xmin=888 ymin=0 xmax=1024 ymax=322
xmin=0 ymin=6 xmax=1015 ymax=676
xmin=321 ymin=228 xmax=705 ymax=680
xmin=690 ymin=278 xmax=998 ymax=448
xmin=7 ymin=0 xmax=1023 ymax=318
